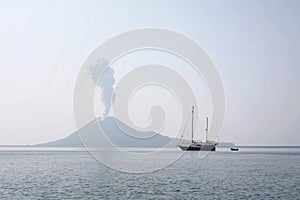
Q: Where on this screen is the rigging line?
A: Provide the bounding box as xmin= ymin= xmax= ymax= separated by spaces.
xmin=181 ymin=114 xmax=191 ymax=138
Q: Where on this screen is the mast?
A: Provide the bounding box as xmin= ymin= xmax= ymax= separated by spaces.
xmin=191 ymin=106 xmax=194 ymax=143
xmin=205 ymin=117 xmax=208 ymax=142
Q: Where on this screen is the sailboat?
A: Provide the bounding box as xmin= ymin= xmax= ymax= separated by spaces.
xmin=178 ymin=106 xmax=217 ymax=151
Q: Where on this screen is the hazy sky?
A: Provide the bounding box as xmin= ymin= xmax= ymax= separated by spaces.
xmin=0 ymin=0 xmax=299 ymax=145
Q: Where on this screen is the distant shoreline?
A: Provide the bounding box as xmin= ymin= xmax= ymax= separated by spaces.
xmin=235 ymin=146 xmax=300 ymax=148
xmin=0 ymin=145 xmax=300 ymax=148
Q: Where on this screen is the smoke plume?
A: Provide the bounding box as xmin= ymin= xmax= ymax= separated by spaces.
xmin=88 ymin=59 xmax=115 ymax=118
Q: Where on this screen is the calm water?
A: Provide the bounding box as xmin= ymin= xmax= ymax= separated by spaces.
xmin=0 ymin=148 xmax=299 ymax=199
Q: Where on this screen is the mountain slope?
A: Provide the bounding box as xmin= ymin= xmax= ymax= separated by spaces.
xmin=36 ymin=117 xmax=181 ymax=147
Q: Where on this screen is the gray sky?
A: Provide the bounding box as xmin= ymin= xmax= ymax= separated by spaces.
xmin=0 ymin=0 xmax=299 ymax=145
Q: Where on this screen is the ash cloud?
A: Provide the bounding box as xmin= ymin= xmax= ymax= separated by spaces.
xmin=88 ymin=59 xmax=115 ymax=118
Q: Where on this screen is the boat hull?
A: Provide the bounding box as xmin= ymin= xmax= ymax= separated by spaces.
xmin=178 ymin=144 xmax=216 ymax=151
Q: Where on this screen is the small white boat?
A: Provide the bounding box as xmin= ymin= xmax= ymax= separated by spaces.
xmin=230 ymin=147 xmax=239 ymax=151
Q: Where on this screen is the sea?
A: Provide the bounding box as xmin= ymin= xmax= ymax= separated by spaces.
xmin=0 ymin=147 xmax=299 ymax=199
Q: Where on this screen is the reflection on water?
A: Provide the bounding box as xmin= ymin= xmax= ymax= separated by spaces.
xmin=0 ymin=147 xmax=299 ymax=199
